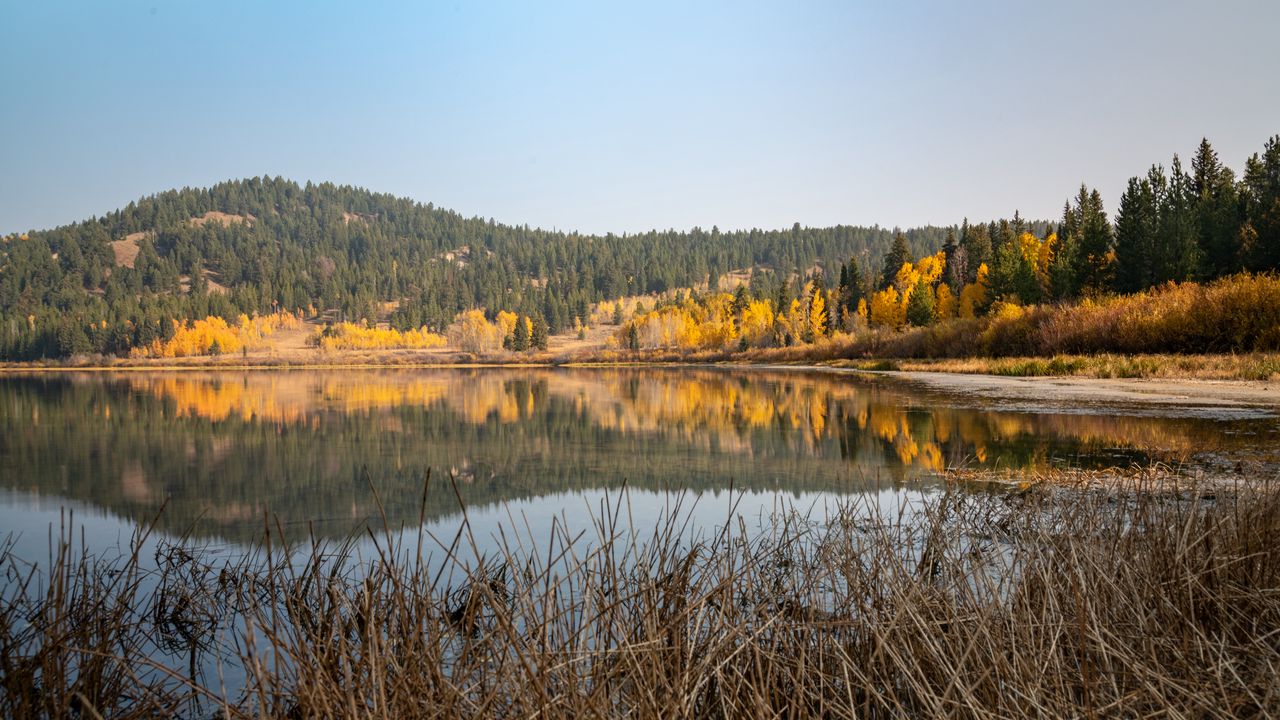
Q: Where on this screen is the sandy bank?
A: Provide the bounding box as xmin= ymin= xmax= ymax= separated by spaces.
xmin=848 ymin=369 xmax=1280 ymax=418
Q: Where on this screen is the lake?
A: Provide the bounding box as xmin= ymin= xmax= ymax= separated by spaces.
xmin=4 ymin=366 xmax=1280 ymax=711
xmin=3 ymin=366 xmax=1276 ymax=562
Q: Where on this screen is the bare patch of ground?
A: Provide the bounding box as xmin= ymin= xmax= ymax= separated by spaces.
xmin=202 ymin=270 xmax=230 ymax=295
xmin=439 ymin=245 xmax=471 ymax=268
xmin=187 ymin=211 xmax=253 ymax=228
xmin=714 ymin=268 xmax=755 ymax=291
xmin=548 ymin=324 xmax=616 ymax=354
xmin=109 ymin=232 xmax=148 ymax=268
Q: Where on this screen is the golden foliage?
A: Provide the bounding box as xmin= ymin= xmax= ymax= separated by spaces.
xmin=130 ymin=311 xmax=302 ymax=358
xmin=314 ymin=322 xmax=446 ymax=351
xmin=495 ymin=310 xmax=518 ymax=339
xmin=739 ymin=300 xmax=776 ymax=347
xmin=447 ymin=310 xmax=505 ymax=353
xmin=619 ymin=293 xmax=740 ymax=350
xmin=915 ymin=251 xmax=946 ymax=285
xmin=808 ymin=288 xmax=827 ymax=341
xmin=935 ymin=284 xmax=957 ymax=320
xmin=121 ymin=368 xmax=1226 ymax=478
xmin=869 ymin=285 xmax=903 ymax=329
xmin=959 ymin=263 xmax=990 ymax=319
xmin=870 ymin=251 xmax=951 ymax=329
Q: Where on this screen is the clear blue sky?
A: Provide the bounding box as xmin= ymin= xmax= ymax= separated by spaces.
xmin=2 ymin=0 xmax=1277 ymax=235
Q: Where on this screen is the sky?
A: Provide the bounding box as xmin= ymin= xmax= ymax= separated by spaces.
xmin=2 ymin=0 xmax=1278 ymax=235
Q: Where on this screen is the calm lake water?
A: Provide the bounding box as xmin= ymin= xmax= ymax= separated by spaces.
xmin=2 ymin=367 xmax=1277 ymax=563
xmin=4 ymin=367 xmax=1279 ymax=706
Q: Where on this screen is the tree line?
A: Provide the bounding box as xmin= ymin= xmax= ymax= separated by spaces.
xmin=617 ymin=135 xmax=1280 ymax=350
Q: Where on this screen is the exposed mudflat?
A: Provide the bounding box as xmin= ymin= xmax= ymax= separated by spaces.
xmin=738 ymin=363 xmax=1280 ymax=421
xmin=878 ymin=371 xmax=1280 ymax=419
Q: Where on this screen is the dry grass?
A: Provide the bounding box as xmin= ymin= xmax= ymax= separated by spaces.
xmin=825 ymin=352 xmax=1280 ymax=380
xmin=187 ymin=211 xmax=253 ymax=228
xmin=109 ymin=233 xmax=147 ymax=268
xmin=841 ymin=273 xmax=1280 ymax=362
xmin=3 ymin=470 xmax=1280 ymax=718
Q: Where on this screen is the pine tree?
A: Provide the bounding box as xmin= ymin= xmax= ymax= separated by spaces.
xmin=732 ymin=284 xmax=749 ymax=318
xmin=942 ymin=228 xmax=958 ymax=266
xmin=1192 ymin=138 xmax=1241 ymax=278
xmin=960 ymin=220 xmax=991 ymax=283
xmin=1064 ymin=185 xmax=1114 ymax=296
xmin=773 ymin=279 xmax=791 ymax=331
xmin=512 ymin=313 xmax=530 ymax=351
xmin=1113 ymin=174 xmax=1159 ymax=293
xmin=843 ymin=257 xmax=865 ymax=315
xmin=1157 ymin=156 xmax=1200 ymax=283
xmin=531 ymin=315 xmax=549 ymax=351
xmin=1241 ymin=135 xmax=1280 ymax=272
xmin=879 ymin=233 xmax=914 ymax=290
xmin=905 ymin=279 xmax=935 ymax=327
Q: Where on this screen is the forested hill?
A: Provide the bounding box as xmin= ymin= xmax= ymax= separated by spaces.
xmin=0 ymin=176 xmax=957 ymax=358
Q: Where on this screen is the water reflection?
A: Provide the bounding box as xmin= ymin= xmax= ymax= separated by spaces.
xmin=1 ymin=368 xmax=1273 ymax=543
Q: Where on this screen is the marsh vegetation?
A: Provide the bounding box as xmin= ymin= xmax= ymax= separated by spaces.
xmin=3 ymin=472 xmax=1279 ymax=718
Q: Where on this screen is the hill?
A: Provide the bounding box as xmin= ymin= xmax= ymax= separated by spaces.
xmin=0 ymin=177 xmax=955 ymax=360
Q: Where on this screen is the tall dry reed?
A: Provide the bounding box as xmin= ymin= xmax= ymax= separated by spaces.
xmin=3 ymin=471 xmax=1279 ymax=718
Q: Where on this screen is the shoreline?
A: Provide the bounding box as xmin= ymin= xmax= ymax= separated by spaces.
xmin=801 ymin=365 xmax=1280 ymax=413
xmin=3 ymin=354 xmax=1278 ymax=412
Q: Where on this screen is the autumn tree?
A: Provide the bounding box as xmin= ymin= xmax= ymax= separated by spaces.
xmin=934 ymin=283 xmax=957 ymax=320
xmin=806 ymin=277 xmax=828 ymax=342
xmin=447 ymin=310 xmax=503 ymax=353
xmin=958 ymin=263 xmax=990 ymax=318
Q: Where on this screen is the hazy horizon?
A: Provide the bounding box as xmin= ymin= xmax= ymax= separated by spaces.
xmin=3 ymin=0 xmax=1278 ymax=236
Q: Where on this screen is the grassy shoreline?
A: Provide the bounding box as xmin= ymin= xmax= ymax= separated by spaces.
xmin=4 ymin=350 xmax=1278 ymax=382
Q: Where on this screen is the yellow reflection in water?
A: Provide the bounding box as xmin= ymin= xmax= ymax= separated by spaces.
xmin=116 ymin=369 xmax=1224 ymax=473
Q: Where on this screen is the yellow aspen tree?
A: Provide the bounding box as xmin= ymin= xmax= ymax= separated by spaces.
xmin=869 ymin=286 xmax=902 ymax=328
xmin=739 ymin=300 xmax=775 ymax=347
xmin=1036 ymin=232 xmax=1057 ymax=286
xmin=807 ymin=287 xmax=827 ymax=341
xmin=959 ymin=263 xmax=991 ymax=318
xmin=916 ymin=251 xmax=946 ymax=285
xmin=496 ymin=310 xmax=518 ymax=339
xmin=935 ymin=284 xmax=957 ymax=320
xmin=447 ymin=310 xmax=503 ymax=353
